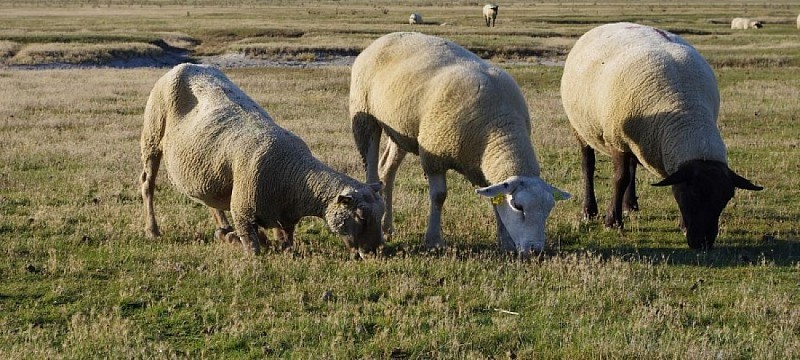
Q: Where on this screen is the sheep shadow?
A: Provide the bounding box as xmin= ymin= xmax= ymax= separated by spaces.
xmin=560 ymin=237 xmax=800 ymax=268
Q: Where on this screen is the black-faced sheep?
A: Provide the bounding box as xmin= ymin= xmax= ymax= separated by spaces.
xmin=409 ymin=13 xmax=422 ymax=25
xmin=560 ymin=22 xmax=762 ymax=250
xmin=483 ymin=4 xmax=499 ymax=27
xmin=731 ymin=17 xmax=763 ymax=29
xmin=350 ymin=32 xmax=569 ymax=256
xmin=140 ymin=64 xmax=385 ymax=256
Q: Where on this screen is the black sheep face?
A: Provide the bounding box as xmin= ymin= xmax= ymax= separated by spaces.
xmin=654 ymin=160 xmax=762 ymax=249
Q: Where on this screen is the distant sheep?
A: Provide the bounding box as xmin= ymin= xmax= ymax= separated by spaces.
xmin=561 ymin=22 xmax=762 ymax=250
xmin=731 ymin=17 xmax=763 ymax=29
xmin=409 ymin=13 xmax=422 ymax=25
xmin=140 ymin=64 xmax=385 ymax=256
xmin=483 ymin=4 xmax=498 ymax=27
xmin=350 ymin=32 xmax=569 ymax=256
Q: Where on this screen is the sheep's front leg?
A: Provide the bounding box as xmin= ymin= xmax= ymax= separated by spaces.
xmin=140 ymin=152 xmax=162 ymax=238
xmin=493 ymin=207 xmax=516 ymax=252
xmin=378 ymin=141 xmax=407 ymax=240
xmin=423 ymin=173 xmax=447 ymax=249
xmin=229 ymin=188 xmax=261 ymax=254
xmin=605 ymin=150 xmax=633 ymax=229
xmin=272 ymin=226 xmax=295 ymax=249
xmin=580 ymin=141 xmax=598 ymax=220
xmin=623 ymin=155 xmax=640 ymax=212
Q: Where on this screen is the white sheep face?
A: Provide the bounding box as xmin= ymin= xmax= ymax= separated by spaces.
xmin=476 ymin=176 xmax=570 ymax=255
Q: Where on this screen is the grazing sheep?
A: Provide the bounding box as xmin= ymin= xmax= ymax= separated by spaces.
xmin=483 ymin=4 xmax=499 ymax=27
xmin=409 ymin=13 xmax=422 ymax=25
xmin=731 ymin=17 xmax=763 ymax=29
xmin=140 ymin=64 xmax=385 ymax=256
xmin=561 ymin=22 xmax=762 ymax=250
xmin=350 ymin=32 xmax=570 ymax=255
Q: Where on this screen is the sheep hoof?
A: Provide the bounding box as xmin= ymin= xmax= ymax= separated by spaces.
xmin=145 ymin=227 xmax=161 ymax=238
xmin=214 ymin=226 xmax=235 ymax=242
xmin=623 ymin=203 xmax=639 ymax=212
xmin=603 ymin=216 xmax=623 ymax=229
xmin=424 ymin=235 xmax=445 ymax=249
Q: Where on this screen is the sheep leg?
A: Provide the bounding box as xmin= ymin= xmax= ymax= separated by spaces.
xmin=423 ymin=172 xmax=447 ymax=249
xmin=378 ymin=141 xmax=407 ymax=240
xmin=210 ymin=208 xmax=237 ymax=243
xmin=623 ymin=156 xmax=640 ymax=212
xmin=140 ymin=151 xmax=162 ymax=238
xmin=605 ymin=151 xmax=633 ymax=229
xmin=580 ymin=142 xmax=599 ymax=220
xmin=352 ymin=112 xmax=383 ymax=183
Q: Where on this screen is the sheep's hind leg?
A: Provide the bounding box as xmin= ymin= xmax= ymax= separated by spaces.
xmin=378 ymin=141 xmax=407 ymax=240
xmin=580 ymin=141 xmax=598 ymax=220
xmin=605 ymin=151 xmax=633 ymax=229
xmin=140 ymin=152 xmax=162 ymax=238
xmin=623 ymin=156 xmax=640 ymax=212
xmin=210 ymin=209 xmax=239 ymax=243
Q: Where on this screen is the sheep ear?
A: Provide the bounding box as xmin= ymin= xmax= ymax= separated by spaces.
xmin=550 ymin=185 xmax=571 ymax=202
xmin=475 ymin=180 xmax=515 ymax=198
xmin=730 ymin=170 xmax=763 ymax=191
xmin=337 ymin=194 xmax=354 ymax=205
xmin=368 ymin=182 xmax=383 ymax=193
xmin=652 ymin=168 xmax=689 ymax=187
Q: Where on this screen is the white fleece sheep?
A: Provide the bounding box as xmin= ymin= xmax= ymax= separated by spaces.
xmin=409 ymin=13 xmax=422 ymax=25
xmin=483 ymin=4 xmax=499 ymax=27
xmin=561 ymin=22 xmax=761 ymax=249
xmin=796 ymin=13 xmax=799 ymax=29
xmin=731 ymin=17 xmax=763 ymax=29
xmin=140 ymin=64 xmax=385 ymax=255
xmin=350 ymin=32 xmax=569 ymax=255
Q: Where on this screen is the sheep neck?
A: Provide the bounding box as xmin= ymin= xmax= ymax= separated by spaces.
xmin=480 ymin=130 xmax=540 ymax=186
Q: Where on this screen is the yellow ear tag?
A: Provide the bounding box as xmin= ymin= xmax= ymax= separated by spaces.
xmin=491 ymin=194 xmax=505 ymax=206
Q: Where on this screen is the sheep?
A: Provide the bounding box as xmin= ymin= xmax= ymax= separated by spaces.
xmin=140 ymin=63 xmax=385 ymax=256
xmin=560 ymin=22 xmax=762 ymax=250
xmin=350 ymin=32 xmax=570 ymax=256
xmin=483 ymin=4 xmax=499 ymax=27
xmin=409 ymin=13 xmax=422 ymax=25
xmin=731 ymin=17 xmax=763 ymax=29
xmin=796 ymin=13 xmax=799 ymax=29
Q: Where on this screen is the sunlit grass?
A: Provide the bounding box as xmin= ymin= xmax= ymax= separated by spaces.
xmin=1 ymin=0 xmax=799 ymax=357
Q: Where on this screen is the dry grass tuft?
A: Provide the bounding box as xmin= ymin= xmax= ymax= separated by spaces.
xmin=7 ymin=42 xmax=163 ymax=65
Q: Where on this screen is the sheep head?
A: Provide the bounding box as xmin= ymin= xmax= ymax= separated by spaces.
xmin=476 ymin=176 xmax=570 ymax=256
xmin=325 ymin=183 xmax=385 ymax=257
xmin=653 ymin=160 xmax=762 ymax=250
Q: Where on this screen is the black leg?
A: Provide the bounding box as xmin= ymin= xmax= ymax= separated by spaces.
xmin=581 ymin=142 xmax=598 ymax=220
xmin=605 ymin=151 xmax=633 ymax=229
xmin=623 ymin=156 xmax=639 ymax=212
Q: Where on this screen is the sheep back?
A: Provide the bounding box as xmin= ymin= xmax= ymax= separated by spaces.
xmin=561 ymin=22 xmax=725 ymax=177
xmin=350 ymin=32 xmax=537 ymax=186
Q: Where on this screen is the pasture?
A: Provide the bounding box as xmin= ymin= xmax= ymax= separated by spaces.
xmin=1 ymin=0 xmax=799 ymax=358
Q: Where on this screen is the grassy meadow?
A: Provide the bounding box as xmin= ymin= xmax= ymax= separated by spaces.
xmin=1 ymin=1 xmax=799 ymax=358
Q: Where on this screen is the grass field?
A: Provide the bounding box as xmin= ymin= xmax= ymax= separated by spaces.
xmin=1 ymin=1 xmax=799 ymax=358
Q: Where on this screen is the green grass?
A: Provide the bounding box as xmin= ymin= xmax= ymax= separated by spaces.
xmin=1 ymin=1 xmax=799 ymax=358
